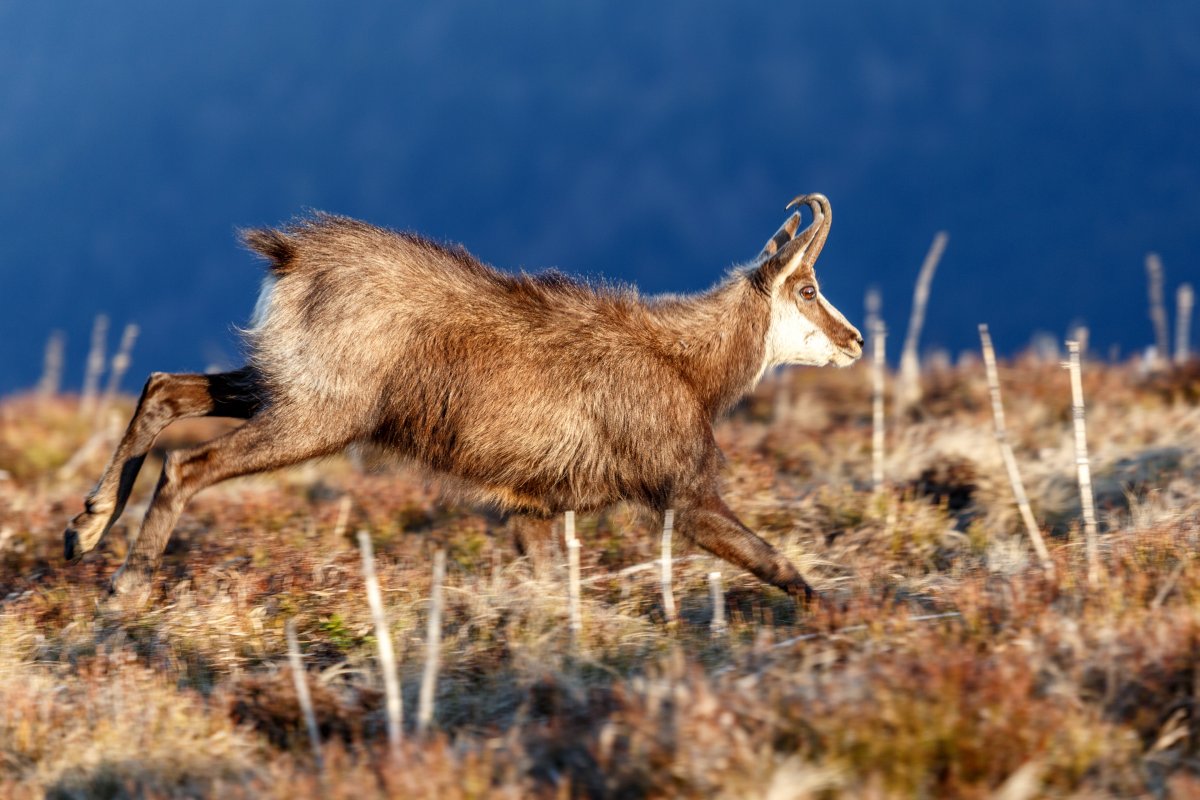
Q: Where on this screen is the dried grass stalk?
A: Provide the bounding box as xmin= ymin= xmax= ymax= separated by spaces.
xmin=417 ymin=548 xmax=446 ymax=736
xmin=660 ymin=510 xmax=677 ymax=626
xmin=567 ymin=537 xmax=582 ymax=644
xmin=357 ymin=530 xmax=403 ymax=757
xmin=57 ymin=410 xmax=121 ymax=482
xmin=285 ymin=618 xmax=324 ymax=771
xmin=979 ymin=325 xmax=1054 ymax=577
xmin=871 ymin=319 xmax=887 ymax=492
xmin=331 ymin=495 xmax=352 ymax=542
xmin=1146 ymin=253 xmax=1169 ymax=367
xmin=564 ymin=509 xmax=576 ymax=545
xmin=708 ymin=571 xmax=726 ymax=635
xmin=38 ymin=331 xmax=64 ymax=398
xmin=898 ymin=232 xmax=948 ymax=409
xmin=1066 ymin=340 xmax=1101 ymax=586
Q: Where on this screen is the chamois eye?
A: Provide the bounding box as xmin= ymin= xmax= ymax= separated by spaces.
xmin=798 ymin=285 xmax=817 ymax=301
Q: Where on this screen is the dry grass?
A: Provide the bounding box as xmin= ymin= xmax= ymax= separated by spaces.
xmin=1 ymin=357 xmax=1198 ymax=798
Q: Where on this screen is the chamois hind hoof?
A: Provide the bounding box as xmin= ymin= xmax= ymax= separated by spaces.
xmin=108 ymin=567 xmax=153 ymax=605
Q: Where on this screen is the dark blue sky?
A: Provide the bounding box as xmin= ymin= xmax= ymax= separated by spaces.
xmin=1 ymin=2 xmax=1197 ymax=392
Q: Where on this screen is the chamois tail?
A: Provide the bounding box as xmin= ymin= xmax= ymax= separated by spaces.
xmin=240 ymin=227 xmax=298 ymax=275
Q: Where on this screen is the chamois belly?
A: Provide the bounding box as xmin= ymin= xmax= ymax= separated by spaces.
xmin=371 ymin=388 xmax=678 ymax=514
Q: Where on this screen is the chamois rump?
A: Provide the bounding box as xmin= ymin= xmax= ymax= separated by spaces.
xmin=64 ymin=194 xmax=863 ymax=601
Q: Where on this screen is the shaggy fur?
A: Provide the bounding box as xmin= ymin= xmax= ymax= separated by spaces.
xmin=64 ymin=195 xmax=862 ymax=601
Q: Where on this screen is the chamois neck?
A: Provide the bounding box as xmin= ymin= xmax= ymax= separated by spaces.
xmin=649 ymin=275 xmax=770 ymax=418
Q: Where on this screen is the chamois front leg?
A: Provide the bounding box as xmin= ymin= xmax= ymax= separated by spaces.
xmin=64 ymin=368 xmax=261 ymax=561
xmin=673 ymin=493 xmax=816 ymax=603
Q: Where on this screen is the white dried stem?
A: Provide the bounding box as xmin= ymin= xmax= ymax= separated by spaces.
xmin=564 ymin=509 xmax=576 ymax=545
xmin=979 ymin=325 xmax=1054 ymax=576
xmin=1066 ymin=340 xmax=1101 ymax=587
xmin=1177 ymin=283 xmax=1194 ymax=364
xmin=38 ymin=331 xmax=64 ymax=397
xmin=417 ymin=548 xmax=446 ymax=736
xmin=871 ymin=319 xmax=887 ymax=492
xmin=864 ymin=287 xmax=882 ymax=335
xmin=1146 ymin=253 xmax=1169 ymax=368
xmin=660 ymin=510 xmax=677 ymax=625
xmin=708 ymin=571 xmax=726 ymax=635
xmin=567 ymin=538 xmax=583 ymax=644
xmin=898 ymin=232 xmax=948 ymax=409
xmin=79 ymin=313 xmax=109 ymax=420
xmin=331 ymin=495 xmax=352 ymax=542
xmin=357 ymin=531 xmax=403 ymax=757
xmin=285 ymin=619 xmax=324 ymax=771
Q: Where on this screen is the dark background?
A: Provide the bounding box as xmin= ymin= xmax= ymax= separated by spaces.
xmin=2 ymin=2 xmax=1197 ymax=392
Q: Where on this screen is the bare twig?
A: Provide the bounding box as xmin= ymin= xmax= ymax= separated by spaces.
xmin=1146 ymin=253 xmax=1169 ymax=368
xmin=864 ymin=287 xmax=882 ymax=337
xmin=79 ymin=313 xmax=109 ymax=420
xmin=417 ymin=548 xmax=445 ymax=736
xmin=96 ymin=323 xmax=138 ymax=427
xmin=1066 ymin=340 xmax=1101 ymax=587
xmin=898 ymin=232 xmax=948 ymax=409
xmin=660 ymin=510 xmax=677 ymax=625
xmin=1177 ymin=283 xmax=1194 ymax=364
xmin=357 ymin=531 xmax=403 ymax=758
xmin=979 ymin=325 xmax=1054 ymax=576
xmin=1070 ymin=324 xmax=1089 ymax=362
xmin=285 ymin=619 xmax=324 ymax=771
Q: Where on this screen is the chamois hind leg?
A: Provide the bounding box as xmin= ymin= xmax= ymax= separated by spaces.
xmin=109 ymin=408 xmax=354 ymax=596
xmin=64 ymin=368 xmax=262 ymax=560
xmin=673 ymin=492 xmax=816 ymax=603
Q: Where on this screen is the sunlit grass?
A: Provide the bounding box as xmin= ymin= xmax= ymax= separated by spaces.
xmin=0 ymin=359 xmax=1197 ymax=797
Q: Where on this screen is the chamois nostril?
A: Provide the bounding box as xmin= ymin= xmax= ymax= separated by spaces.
xmin=855 ymin=335 xmax=864 ymax=348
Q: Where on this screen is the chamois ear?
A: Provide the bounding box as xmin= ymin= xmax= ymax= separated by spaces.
xmin=754 ymin=194 xmax=831 ymax=291
xmin=757 ymin=212 xmax=801 ymax=259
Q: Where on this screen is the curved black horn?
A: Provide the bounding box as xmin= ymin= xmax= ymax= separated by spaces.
xmin=786 ymin=193 xmax=832 ymax=269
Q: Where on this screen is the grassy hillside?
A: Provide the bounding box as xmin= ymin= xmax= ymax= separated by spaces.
xmin=1 ymin=358 xmax=1198 ymax=798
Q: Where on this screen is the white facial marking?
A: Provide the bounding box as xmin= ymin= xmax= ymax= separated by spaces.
xmin=752 ymin=216 xmax=863 ymax=383
xmin=760 ymin=293 xmax=841 ymax=374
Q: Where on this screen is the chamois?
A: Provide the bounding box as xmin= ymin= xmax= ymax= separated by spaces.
xmin=64 ymin=194 xmax=863 ymax=600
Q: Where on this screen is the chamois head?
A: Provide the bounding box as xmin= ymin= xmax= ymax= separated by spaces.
xmin=753 ymin=194 xmax=863 ymax=369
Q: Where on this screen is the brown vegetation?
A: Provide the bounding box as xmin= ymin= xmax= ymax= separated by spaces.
xmin=2 ymin=357 xmax=1198 ymax=797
